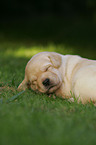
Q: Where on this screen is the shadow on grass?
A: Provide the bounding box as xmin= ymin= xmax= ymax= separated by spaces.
xmin=0 ymin=17 xmax=96 ymax=59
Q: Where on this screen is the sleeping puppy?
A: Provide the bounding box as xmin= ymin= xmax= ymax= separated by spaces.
xmin=18 ymin=52 xmax=96 ymax=104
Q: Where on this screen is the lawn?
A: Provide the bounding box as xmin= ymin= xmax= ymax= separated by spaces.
xmin=0 ymin=17 xmax=96 ymax=145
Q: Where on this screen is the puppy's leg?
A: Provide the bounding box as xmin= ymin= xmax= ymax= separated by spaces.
xmin=68 ymin=98 xmax=74 ymax=103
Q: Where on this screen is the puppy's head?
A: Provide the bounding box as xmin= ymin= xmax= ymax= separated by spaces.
xmin=18 ymin=52 xmax=62 ymax=94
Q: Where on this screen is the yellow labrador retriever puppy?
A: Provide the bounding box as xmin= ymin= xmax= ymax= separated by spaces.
xmin=18 ymin=52 xmax=96 ymax=104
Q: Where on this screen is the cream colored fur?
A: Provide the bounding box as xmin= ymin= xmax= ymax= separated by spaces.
xmin=18 ymin=52 xmax=96 ymax=104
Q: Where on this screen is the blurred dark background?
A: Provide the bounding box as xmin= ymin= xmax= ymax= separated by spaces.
xmin=0 ymin=0 xmax=96 ymax=58
xmin=0 ymin=0 xmax=96 ymax=19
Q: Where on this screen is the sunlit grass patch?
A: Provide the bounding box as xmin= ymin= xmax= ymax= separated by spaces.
xmin=0 ymin=42 xmax=74 ymax=58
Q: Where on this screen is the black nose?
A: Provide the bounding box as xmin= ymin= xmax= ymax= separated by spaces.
xmin=42 ymin=78 xmax=50 ymax=87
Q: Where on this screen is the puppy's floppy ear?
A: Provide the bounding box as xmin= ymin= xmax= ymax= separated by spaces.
xmin=48 ymin=52 xmax=62 ymax=68
xmin=17 ymin=78 xmax=28 ymax=91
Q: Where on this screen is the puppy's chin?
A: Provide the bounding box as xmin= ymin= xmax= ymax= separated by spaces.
xmin=37 ymin=80 xmax=62 ymax=94
xmin=30 ymin=80 xmax=61 ymax=94
xmin=48 ymin=82 xmax=62 ymax=93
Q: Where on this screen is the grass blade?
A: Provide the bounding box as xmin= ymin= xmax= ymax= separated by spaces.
xmin=6 ymin=90 xmax=25 ymax=103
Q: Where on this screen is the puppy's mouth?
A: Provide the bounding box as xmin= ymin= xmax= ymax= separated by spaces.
xmin=47 ymin=85 xmax=57 ymax=93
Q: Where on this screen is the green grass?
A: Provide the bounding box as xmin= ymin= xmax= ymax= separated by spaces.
xmin=0 ymin=17 xmax=96 ymax=145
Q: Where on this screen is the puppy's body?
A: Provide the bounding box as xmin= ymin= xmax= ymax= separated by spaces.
xmin=56 ymin=54 xmax=96 ymax=103
xmin=18 ymin=52 xmax=96 ymax=104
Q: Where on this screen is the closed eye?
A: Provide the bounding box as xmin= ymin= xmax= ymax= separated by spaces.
xmin=45 ymin=66 xmax=50 ymax=71
xmin=41 ymin=64 xmax=51 ymax=72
